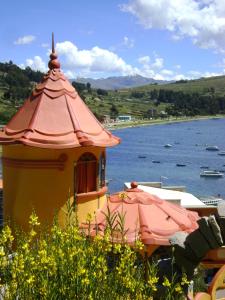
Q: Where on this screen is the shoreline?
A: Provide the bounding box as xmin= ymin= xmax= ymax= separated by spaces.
xmin=105 ymin=115 xmax=225 ymax=131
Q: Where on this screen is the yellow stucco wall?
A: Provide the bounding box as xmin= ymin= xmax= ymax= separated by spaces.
xmin=2 ymin=144 xmax=107 ymax=230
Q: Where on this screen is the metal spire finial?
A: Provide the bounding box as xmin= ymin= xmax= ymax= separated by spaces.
xmin=48 ymin=33 xmax=60 ymax=70
xmin=52 ymin=32 xmax=55 ymax=53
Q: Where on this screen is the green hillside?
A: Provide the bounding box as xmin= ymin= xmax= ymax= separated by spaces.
xmin=0 ymin=61 xmax=43 ymax=123
xmin=0 ymin=61 xmax=225 ymax=123
xmin=127 ymin=75 xmax=225 ymax=95
xmin=115 ymin=76 xmax=225 ymax=117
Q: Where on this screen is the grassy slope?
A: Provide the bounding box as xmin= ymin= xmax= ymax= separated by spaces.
xmin=122 ymin=75 xmax=225 ymax=94
xmin=84 ymin=89 xmax=169 ymax=119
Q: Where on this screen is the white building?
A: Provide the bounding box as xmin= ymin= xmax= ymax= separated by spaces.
xmin=117 ymin=115 xmax=132 ymax=121
xmin=124 ymin=182 xmax=205 ymax=208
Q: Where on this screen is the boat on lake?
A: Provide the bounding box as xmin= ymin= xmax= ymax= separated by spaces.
xmin=218 ymin=151 xmax=225 ymax=156
xmin=176 ymin=163 xmax=186 ymax=167
xmin=200 ymin=170 xmax=224 ymax=178
xmin=138 ymin=155 xmax=146 ymax=159
xmin=206 ymin=146 xmax=219 ymax=151
xmin=152 ymin=160 xmax=160 ymax=163
xmin=199 ymin=196 xmax=223 ymax=206
xmin=164 ymin=144 xmax=172 ymax=148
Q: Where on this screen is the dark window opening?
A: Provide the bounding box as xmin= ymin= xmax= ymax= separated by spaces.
xmin=76 ymin=153 xmax=97 ymax=194
xmin=99 ymin=152 xmax=106 ymax=188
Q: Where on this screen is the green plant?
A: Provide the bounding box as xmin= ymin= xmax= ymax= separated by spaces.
xmin=0 ymin=210 xmax=192 ymax=300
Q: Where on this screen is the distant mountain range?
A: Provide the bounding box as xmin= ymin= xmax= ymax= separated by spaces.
xmin=74 ymin=75 xmax=167 ymax=90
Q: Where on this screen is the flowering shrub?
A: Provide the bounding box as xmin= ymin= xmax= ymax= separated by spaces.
xmin=0 ymin=212 xmax=189 ymax=299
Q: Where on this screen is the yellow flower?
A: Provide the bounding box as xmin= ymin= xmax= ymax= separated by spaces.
xmin=148 ymin=276 xmax=158 ymax=291
xmin=0 ymin=247 xmax=5 ymax=257
xmin=135 ymin=240 xmax=144 ymax=250
xmin=119 ymin=192 xmax=127 ymax=201
xmin=29 ymin=212 xmax=40 ymax=226
xmin=26 ymin=275 xmax=35 ymax=284
xmin=162 ymin=277 xmax=171 ymax=287
xmin=175 ymin=284 xmax=182 ymax=294
xmin=0 ymin=225 xmax=14 ymax=244
xmin=181 ymin=274 xmax=190 ymax=286
xmin=82 ymin=277 xmax=90 ymax=285
xmin=114 ymin=243 xmax=121 ymax=253
xmin=29 ymin=229 xmax=37 ymax=238
xmin=86 ymin=213 xmax=93 ymax=223
xmin=22 ymin=243 xmax=29 ymax=251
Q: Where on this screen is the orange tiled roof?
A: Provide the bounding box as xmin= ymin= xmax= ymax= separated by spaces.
xmin=0 ymin=38 xmax=120 ymax=149
xmin=83 ymin=182 xmax=200 ymax=246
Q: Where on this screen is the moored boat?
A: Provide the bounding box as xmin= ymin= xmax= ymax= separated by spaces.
xmin=200 ymin=170 xmax=224 ymax=178
xmin=164 ymin=144 xmax=172 ymax=148
xmin=206 ymin=146 xmax=219 ymax=151
xmin=218 ymin=151 xmax=225 ymax=156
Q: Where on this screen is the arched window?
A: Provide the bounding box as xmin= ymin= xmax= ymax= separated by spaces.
xmin=98 ymin=152 xmax=106 ymax=188
xmin=76 ymin=153 xmax=97 ymax=194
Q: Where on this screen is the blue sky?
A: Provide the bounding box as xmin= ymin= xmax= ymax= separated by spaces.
xmin=1 ymin=0 xmax=225 ymax=80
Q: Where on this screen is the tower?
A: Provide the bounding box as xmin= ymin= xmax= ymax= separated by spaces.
xmin=0 ymin=36 xmax=120 ymax=229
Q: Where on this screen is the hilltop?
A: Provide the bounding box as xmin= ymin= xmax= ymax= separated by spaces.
xmin=75 ymin=74 xmax=166 ymax=90
xmin=127 ymin=76 xmax=225 ymax=94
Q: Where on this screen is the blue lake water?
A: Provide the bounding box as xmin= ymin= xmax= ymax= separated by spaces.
xmin=106 ymin=118 xmax=225 ymax=198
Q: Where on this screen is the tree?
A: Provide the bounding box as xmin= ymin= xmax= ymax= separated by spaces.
xmin=110 ymin=104 xmax=119 ymax=120
xmin=72 ymin=81 xmax=86 ymax=94
xmin=86 ymin=82 xmax=91 ymax=93
xmin=97 ymin=88 xmax=108 ymax=96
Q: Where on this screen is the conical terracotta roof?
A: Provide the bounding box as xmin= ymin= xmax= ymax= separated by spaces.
xmin=81 ymin=182 xmax=199 ymax=246
xmin=0 ymin=38 xmax=120 ymax=149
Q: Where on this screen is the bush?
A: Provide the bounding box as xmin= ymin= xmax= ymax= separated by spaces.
xmin=0 ymin=212 xmax=189 ymax=299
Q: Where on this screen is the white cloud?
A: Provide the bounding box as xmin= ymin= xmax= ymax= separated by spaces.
xmin=121 ymin=0 xmax=225 ymax=51
xmin=151 ymin=57 xmax=164 ymax=69
xmin=173 ymin=74 xmax=187 ymax=81
xmin=55 ymin=41 xmax=138 ymax=76
xmin=14 ymin=35 xmax=36 ymax=45
xmin=187 ymin=70 xmax=222 ymax=78
xmin=20 ymin=40 xmax=224 ymax=81
xmin=138 ymin=55 xmax=150 ymax=64
xmin=138 ymin=53 xmax=174 ymax=80
xmin=138 ymin=55 xmax=164 ymax=77
xmin=21 ymin=56 xmax=47 ymax=73
xmin=161 ymin=69 xmax=174 ymax=76
xmin=138 ymin=55 xmax=164 ymax=69
xmin=123 ymin=36 xmax=135 ymax=48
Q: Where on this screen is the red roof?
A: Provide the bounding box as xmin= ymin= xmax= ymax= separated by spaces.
xmin=82 ymin=182 xmax=199 ymax=246
xmin=0 ymin=42 xmax=120 ymax=149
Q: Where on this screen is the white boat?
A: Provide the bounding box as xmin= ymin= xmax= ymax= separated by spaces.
xmin=199 ymin=196 xmax=223 ymax=206
xmin=218 ymin=151 xmax=225 ymax=156
xmin=200 ymin=170 xmax=224 ymax=178
xmin=205 ymin=146 xmax=219 ymax=151
xmin=164 ymin=144 xmax=172 ymax=148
